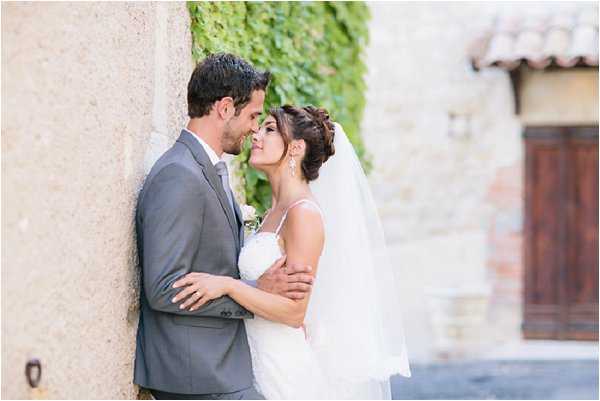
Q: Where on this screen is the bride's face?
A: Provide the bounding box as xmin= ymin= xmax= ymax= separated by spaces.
xmin=249 ymin=115 xmax=288 ymax=172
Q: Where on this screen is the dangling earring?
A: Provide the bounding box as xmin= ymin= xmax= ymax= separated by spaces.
xmin=289 ymin=156 xmax=296 ymax=177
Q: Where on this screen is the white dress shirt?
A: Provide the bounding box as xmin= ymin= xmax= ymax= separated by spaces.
xmin=183 ymin=127 xmax=237 ymax=217
xmin=183 ymin=128 xmax=222 ymax=166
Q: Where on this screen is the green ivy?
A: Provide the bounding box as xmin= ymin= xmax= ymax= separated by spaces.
xmin=188 ymin=1 xmax=371 ymax=215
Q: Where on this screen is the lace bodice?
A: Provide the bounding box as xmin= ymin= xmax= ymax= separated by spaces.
xmin=238 ymin=232 xmax=283 ymax=281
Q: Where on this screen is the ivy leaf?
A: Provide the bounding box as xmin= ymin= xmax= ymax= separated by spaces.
xmin=245 ymin=168 xmax=259 ymax=188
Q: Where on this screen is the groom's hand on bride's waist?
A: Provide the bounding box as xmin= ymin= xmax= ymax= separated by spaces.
xmin=257 ymin=255 xmax=314 ymax=300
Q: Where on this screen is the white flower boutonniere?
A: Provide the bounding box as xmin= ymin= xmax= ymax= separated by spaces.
xmin=241 ymin=204 xmax=260 ymax=237
xmin=241 ymin=204 xmax=257 ymax=222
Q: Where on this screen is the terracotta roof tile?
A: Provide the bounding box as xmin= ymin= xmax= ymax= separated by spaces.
xmin=470 ymin=5 xmax=598 ymax=70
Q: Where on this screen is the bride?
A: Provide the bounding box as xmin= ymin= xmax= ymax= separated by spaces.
xmin=173 ymin=105 xmax=410 ymax=399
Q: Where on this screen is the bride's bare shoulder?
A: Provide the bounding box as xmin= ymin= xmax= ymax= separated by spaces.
xmin=282 ymin=201 xmax=324 ymax=241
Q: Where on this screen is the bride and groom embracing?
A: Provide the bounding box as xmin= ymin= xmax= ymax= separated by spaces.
xmin=134 ymin=53 xmax=410 ymax=400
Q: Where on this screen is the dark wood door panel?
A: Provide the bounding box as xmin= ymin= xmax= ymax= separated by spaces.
xmin=566 ymin=137 xmax=598 ymax=305
xmin=565 ymin=133 xmax=598 ymax=340
xmin=525 ymin=141 xmax=561 ymax=307
xmin=523 ymin=126 xmax=598 ymax=340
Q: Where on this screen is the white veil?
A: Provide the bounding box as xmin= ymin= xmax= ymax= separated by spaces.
xmin=306 ymin=123 xmax=411 ymax=399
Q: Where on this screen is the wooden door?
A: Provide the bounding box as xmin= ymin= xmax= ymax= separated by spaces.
xmin=523 ymin=126 xmax=598 ymax=340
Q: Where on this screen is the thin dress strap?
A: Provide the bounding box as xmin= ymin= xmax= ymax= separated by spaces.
xmin=275 ymin=199 xmax=322 ymax=235
xmin=257 ymin=208 xmax=272 ymax=231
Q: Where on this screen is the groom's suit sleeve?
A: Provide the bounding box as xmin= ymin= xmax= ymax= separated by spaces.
xmin=140 ymin=163 xmax=252 ymax=319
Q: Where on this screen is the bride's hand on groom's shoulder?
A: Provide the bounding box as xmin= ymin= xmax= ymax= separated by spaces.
xmin=257 ymin=255 xmax=314 ymax=300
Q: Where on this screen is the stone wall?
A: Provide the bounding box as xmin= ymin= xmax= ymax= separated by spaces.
xmin=362 ymin=1 xmax=597 ymax=361
xmin=1 ymin=3 xmax=192 ymax=398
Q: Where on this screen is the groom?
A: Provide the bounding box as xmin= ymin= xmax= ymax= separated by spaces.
xmin=134 ymin=54 xmax=314 ymax=400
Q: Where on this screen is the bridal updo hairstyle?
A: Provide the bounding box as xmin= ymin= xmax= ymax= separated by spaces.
xmin=269 ymin=105 xmax=336 ymax=181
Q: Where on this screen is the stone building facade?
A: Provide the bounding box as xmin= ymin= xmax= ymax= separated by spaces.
xmin=362 ymin=1 xmax=597 ymax=361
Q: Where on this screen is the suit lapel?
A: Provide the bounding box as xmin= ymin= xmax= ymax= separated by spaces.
xmin=233 ymin=198 xmax=244 ymax=246
xmin=176 ymin=130 xmax=240 ymax=250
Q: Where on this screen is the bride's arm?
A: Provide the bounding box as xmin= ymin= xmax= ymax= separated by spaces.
xmin=225 ymin=204 xmax=324 ymax=327
xmin=174 ymin=204 xmax=323 ymax=327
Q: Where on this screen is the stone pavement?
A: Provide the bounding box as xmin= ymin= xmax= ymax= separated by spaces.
xmin=391 ymin=360 xmax=598 ymax=400
xmin=392 ymin=340 xmax=599 ymax=400
xmin=478 ymin=340 xmax=599 ymax=361
xmin=392 ymin=340 xmax=598 ymax=400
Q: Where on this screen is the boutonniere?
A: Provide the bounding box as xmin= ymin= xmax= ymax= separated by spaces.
xmin=241 ymin=204 xmax=261 ymax=237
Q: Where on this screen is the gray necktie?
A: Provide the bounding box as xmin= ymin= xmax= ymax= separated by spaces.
xmin=214 ymin=161 xmax=236 ymax=218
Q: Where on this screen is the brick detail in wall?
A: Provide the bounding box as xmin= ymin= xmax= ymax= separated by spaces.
xmin=486 ymin=163 xmax=524 ymax=305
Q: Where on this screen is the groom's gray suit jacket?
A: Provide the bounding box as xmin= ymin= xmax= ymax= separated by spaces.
xmin=134 ymin=130 xmax=253 ymax=395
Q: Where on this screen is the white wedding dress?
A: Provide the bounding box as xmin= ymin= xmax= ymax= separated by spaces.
xmin=237 ymin=123 xmax=410 ymax=400
xmin=238 ymin=199 xmax=331 ymax=400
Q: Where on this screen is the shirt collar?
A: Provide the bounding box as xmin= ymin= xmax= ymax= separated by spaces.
xmin=184 ymin=128 xmax=221 ymax=166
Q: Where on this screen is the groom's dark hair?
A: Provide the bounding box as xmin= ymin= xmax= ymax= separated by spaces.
xmin=187 ymin=53 xmax=271 ymax=118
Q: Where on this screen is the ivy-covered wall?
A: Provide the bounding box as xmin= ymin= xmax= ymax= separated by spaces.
xmin=188 ymin=1 xmax=370 ymax=214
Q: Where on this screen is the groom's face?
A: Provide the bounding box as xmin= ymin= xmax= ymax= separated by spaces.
xmin=221 ymin=90 xmax=266 ymax=155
